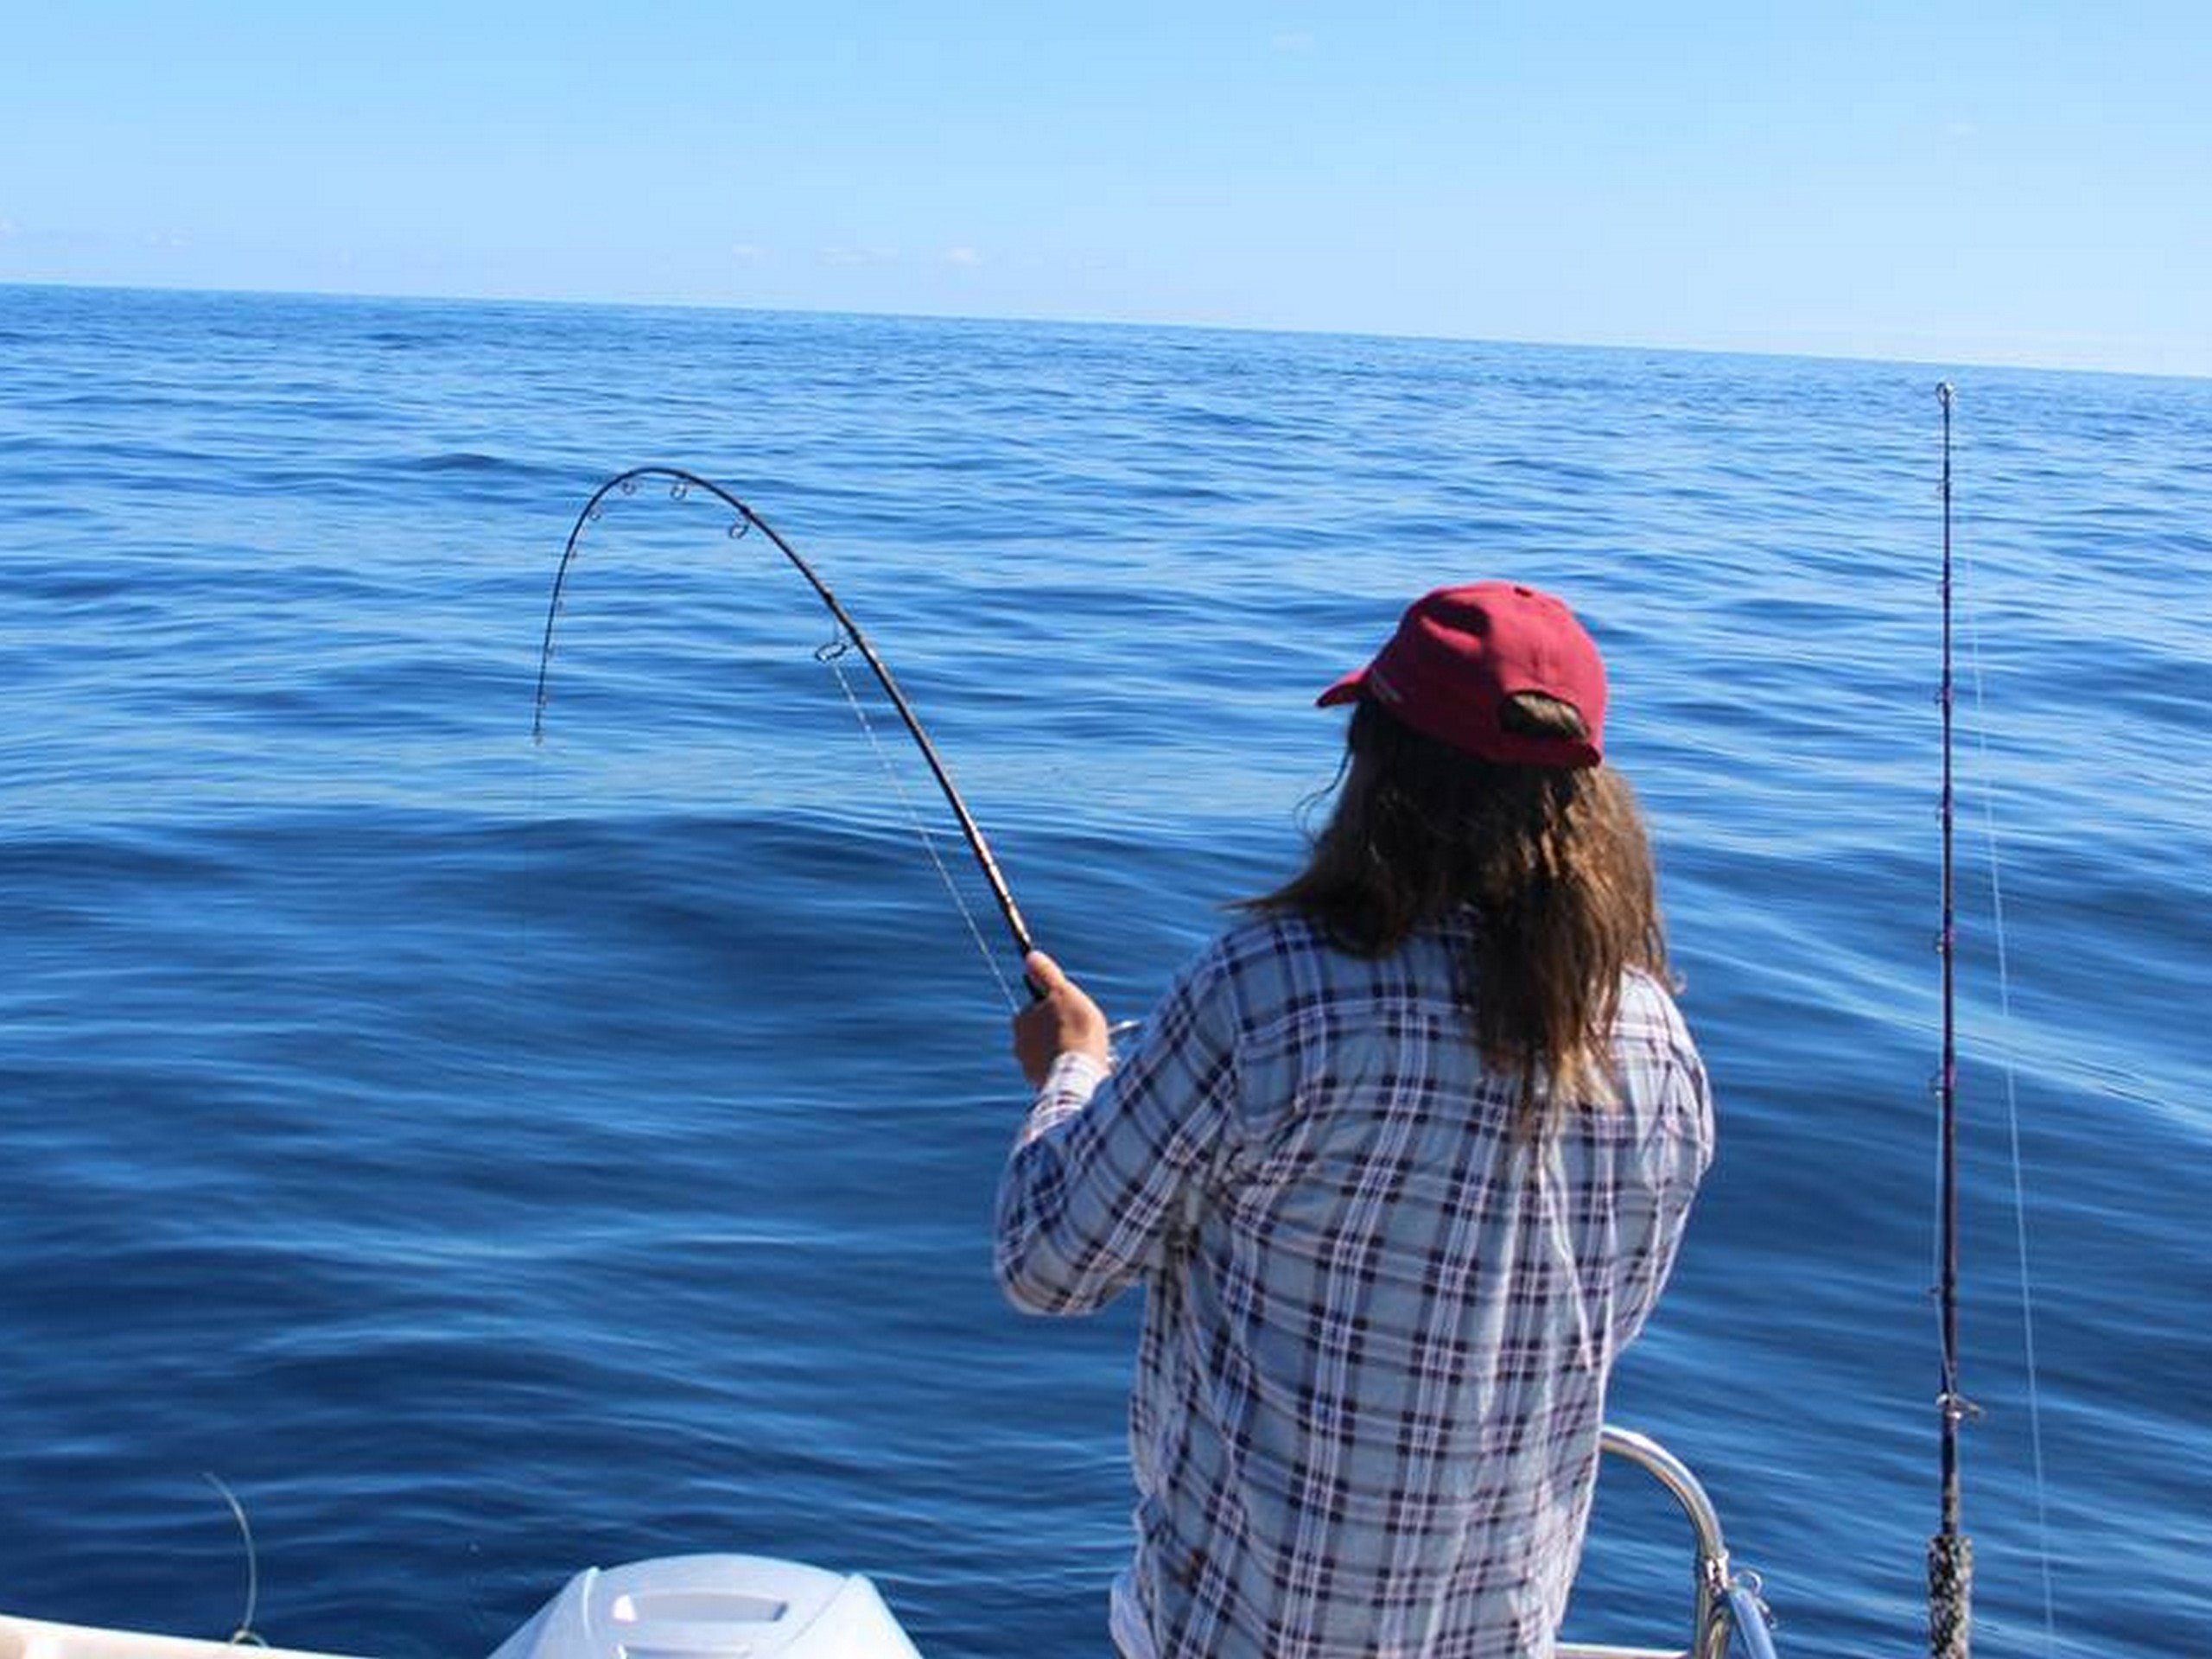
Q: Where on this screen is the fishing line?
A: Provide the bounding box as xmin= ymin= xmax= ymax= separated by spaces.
xmin=817 ymin=632 xmax=1023 ymax=1010
xmin=533 ymin=466 xmax=1039 ymax=1001
xmin=200 ymin=1471 xmax=266 ymax=1646
xmin=1953 ymin=442 xmax=2059 ymax=1656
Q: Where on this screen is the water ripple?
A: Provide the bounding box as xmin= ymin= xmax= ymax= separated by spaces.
xmin=0 ymin=284 xmax=2203 ymax=1659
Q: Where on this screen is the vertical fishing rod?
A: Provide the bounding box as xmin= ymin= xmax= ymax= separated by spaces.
xmin=533 ymin=467 xmax=1039 ymax=991
xmin=1929 ymin=380 xmax=1974 ymax=1659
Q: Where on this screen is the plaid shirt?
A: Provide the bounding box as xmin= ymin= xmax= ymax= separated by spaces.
xmin=995 ymin=911 xmax=1713 ymax=1659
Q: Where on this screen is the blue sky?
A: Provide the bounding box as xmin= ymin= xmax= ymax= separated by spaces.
xmin=3 ymin=1 xmax=2206 ymax=375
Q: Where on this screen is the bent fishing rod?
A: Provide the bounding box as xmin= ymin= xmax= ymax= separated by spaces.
xmin=533 ymin=466 xmax=1039 ymax=993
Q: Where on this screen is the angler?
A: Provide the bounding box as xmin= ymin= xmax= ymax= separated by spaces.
xmin=997 ymin=582 xmax=1713 ymax=1659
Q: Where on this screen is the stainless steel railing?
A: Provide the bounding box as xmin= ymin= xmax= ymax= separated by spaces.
xmin=1556 ymin=1425 xmax=1777 ymax=1659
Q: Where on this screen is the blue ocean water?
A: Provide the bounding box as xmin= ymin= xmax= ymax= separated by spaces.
xmin=1 ymin=283 xmax=2207 ymax=1658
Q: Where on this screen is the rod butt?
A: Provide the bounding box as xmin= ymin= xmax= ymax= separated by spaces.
xmin=1928 ymin=1532 xmax=1973 ymax=1659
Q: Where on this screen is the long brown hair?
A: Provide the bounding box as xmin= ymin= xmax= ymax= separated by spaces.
xmin=1243 ymin=696 xmax=1669 ymax=1123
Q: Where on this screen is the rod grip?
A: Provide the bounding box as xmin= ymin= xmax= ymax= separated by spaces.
xmin=1928 ymin=1532 xmax=1973 ymax=1659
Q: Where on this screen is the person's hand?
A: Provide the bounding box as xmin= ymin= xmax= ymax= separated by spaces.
xmin=1012 ymin=950 xmax=1111 ymax=1088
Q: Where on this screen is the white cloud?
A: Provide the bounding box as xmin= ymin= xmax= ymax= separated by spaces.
xmin=944 ymin=246 xmax=982 ymax=267
xmin=0 ymin=217 xmax=19 ymax=237
xmin=1271 ymin=29 xmax=1314 ymax=51
xmin=731 ymin=243 xmax=766 ymax=265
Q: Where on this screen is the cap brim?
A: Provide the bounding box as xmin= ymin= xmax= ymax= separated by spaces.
xmin=1316 ymin=667 xmax=1366 ymax=709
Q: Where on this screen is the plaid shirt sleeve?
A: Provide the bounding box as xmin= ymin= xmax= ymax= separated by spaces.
xmin=995 ymin=945 xmax=1241 ymax=1315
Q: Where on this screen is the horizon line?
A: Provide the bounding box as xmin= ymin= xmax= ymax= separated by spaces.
xmin=6 ymin=274 xmax=2205 ymax=386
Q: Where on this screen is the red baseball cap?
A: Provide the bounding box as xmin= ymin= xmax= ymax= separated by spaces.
xmin=1317 ymin=582 xmax=1606 ymax=768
